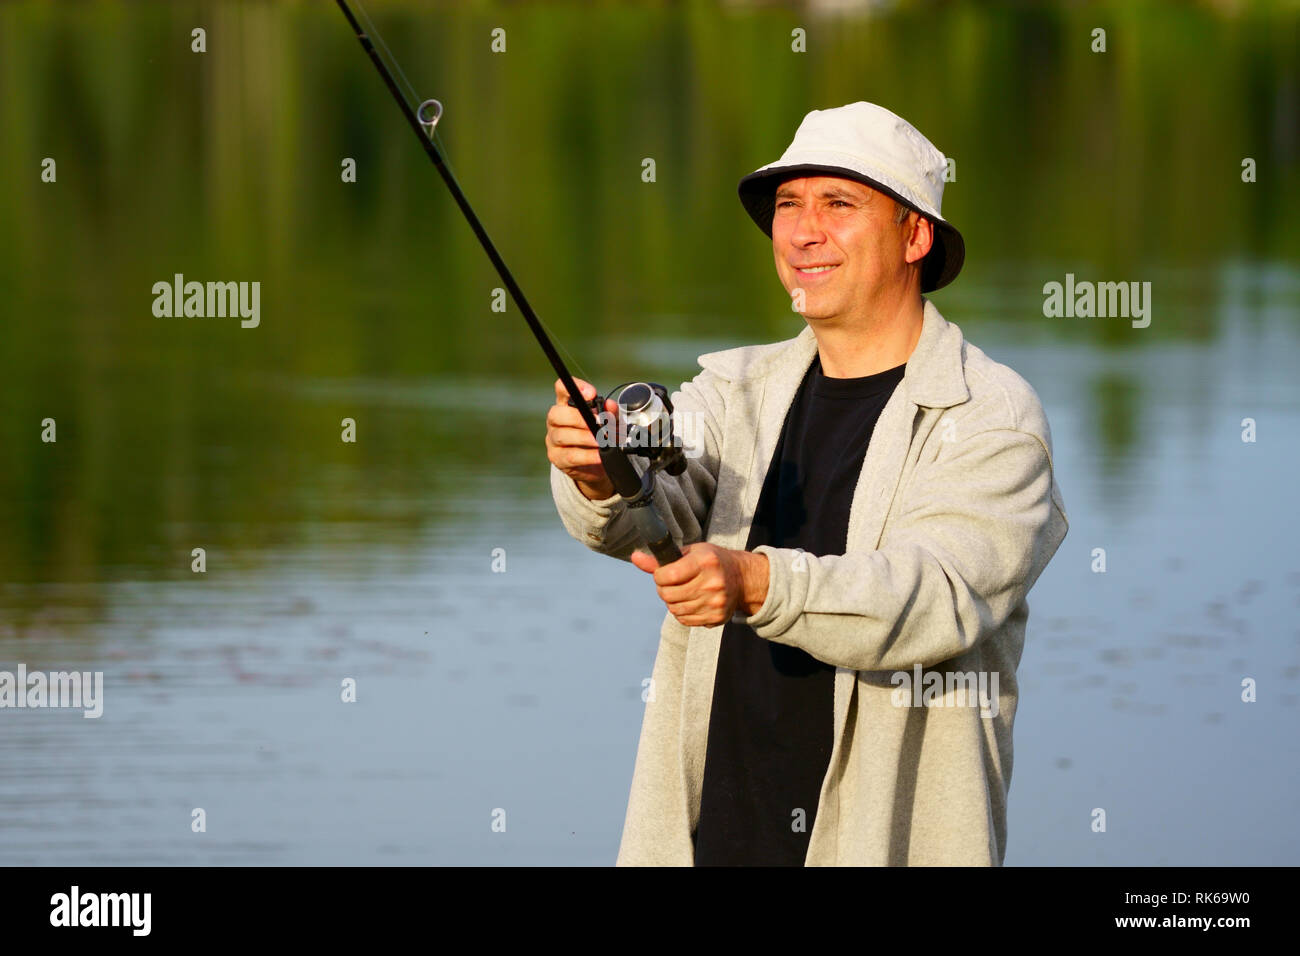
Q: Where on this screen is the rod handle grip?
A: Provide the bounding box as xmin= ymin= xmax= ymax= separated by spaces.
xmin=646 ymin=534 xmax=683 ymax=566
xmin=624 ymin=499 xmax=682 ymax=565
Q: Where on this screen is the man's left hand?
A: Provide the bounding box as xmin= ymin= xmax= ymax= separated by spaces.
xmin=630 ymin=542 xmax=769 ymax=628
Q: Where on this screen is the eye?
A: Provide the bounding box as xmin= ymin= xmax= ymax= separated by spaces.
xmin=830 ymin=200 xmax=851 ymax=208
xmin=776 ymin=200 xmax=796 ymax=209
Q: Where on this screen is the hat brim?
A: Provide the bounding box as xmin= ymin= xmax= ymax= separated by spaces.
xmin=738 ymin=163 xmax=965 ymax=293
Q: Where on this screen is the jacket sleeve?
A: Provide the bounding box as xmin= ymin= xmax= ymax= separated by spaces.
xmin=550 ymin=366 xmax=726 ymax=563
xmin=744 ymin=427 xmax=1068 ymax=671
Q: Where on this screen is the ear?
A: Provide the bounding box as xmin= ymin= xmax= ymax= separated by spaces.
xmin=904 ymin=214 xmax=934 ymax=266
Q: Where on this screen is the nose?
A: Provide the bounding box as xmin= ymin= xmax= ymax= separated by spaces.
xmin=787 ymin=202 xmax=827 ymax=248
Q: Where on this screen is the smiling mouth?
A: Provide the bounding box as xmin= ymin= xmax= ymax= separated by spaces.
xmin=794 ymin=264 xmax=839 ymax=277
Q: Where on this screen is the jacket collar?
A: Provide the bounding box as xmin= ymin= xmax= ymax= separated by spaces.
xmin=698 ymin=297 xmax=969 ymax=409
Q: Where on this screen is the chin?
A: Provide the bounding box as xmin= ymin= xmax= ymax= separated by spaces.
xmin=795 ymin=298 xmax=837 ymax=320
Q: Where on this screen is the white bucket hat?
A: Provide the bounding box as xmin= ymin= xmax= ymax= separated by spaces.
xmin=738 ymin=101 xmax=965 ymax=292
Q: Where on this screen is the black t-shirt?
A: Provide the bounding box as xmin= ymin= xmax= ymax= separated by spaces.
xmin=693 ymin=351 xmax=906 ymax=866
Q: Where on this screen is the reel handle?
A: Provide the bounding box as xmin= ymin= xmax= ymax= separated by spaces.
xmin=567 ymin=392 xmax=606 ymax=417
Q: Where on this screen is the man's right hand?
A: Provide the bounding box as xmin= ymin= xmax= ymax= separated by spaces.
xmin=546 ymin=378 xmax=620 ymax=501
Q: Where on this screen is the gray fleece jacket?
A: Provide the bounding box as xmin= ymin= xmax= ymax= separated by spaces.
xmin=550 ymin=298 xmax=1069 ymax=865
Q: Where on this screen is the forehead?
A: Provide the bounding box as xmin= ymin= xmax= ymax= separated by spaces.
xmin=773 ymin=176 xmax=875 ymax=200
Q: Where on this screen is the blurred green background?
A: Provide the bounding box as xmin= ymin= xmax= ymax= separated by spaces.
xmin=2 ymin=0 xmax=1296 ymax=585
xmin=0 ymin=0 xmax=1297 ymax=865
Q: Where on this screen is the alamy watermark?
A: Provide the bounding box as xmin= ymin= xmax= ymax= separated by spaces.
xmin=591 ymin=408 xmax=706 ymax=460
xmin=50 ymin=886 xmax=150 ymax=936
xmin=0 ymin=665 xmax=104 ymax=718
xmin=890 ymin=662 xmax=1000 ymax=718
xmin=152 ymin=273 xmax=260 ymax=328
xmin=1042 ymin=273 xmax=1151 ymax=328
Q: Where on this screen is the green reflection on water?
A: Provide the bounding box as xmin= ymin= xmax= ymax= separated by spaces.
xmin=0 ymin=0 xmax=1296 ymax=587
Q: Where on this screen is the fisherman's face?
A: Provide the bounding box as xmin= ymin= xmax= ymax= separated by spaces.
xmin=770 ymin=175 xmax=916 ymax=323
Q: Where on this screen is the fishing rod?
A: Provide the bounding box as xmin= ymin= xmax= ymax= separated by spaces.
xmin=335 ymin=0 xmax=684 ymax=566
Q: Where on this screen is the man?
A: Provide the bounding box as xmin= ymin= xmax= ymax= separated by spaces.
xmin=546 ymin=102 xmax=1068 ymax=865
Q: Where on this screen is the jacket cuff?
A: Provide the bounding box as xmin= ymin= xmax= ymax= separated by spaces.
xmin=742 ymin=545 xmax=809 ymax=638
xmin=550 ymin=462 xmax=626 ymax=544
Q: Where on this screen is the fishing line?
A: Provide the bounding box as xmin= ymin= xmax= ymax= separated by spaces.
xmin=347 ymin=0 xmax=595 ymax=386
xmin=353 ymin=0 xmax=420 ymax=111
xmin=336 ymin=0 xmax=683 ymax=565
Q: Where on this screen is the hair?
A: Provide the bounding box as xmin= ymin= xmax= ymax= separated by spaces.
xmin=894 ymin=200 xmax=911 ymax=225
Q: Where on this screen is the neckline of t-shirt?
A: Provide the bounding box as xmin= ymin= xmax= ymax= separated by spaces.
xmin=809 ymin=354 xmax=907 ymax=399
